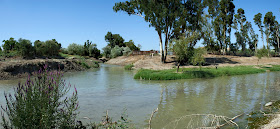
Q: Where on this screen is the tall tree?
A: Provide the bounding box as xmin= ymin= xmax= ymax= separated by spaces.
xmin=270 ymin=20 xmax=280 ymax=54
xmin=233 ymin=8 xmax=248 ymax=51
xmin=264 ymin=12 xmax=276 ymax=56
xmin=254 ymin=13 xmax=265 ymax=48
xmin=114 ymin=0 xmax=183 ymax=63
xmin=105 ymin=32 xmax=125 ymax=48
xmin=2 ymin=37 xmax=17 ymax=53
xmin=214 ymin=0 xmax=235 ymax=54
xmin=247 ymin=22 xmax=258 ymax=52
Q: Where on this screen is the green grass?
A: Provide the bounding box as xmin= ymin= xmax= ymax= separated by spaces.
xmin=124 ymin=64 xmax=134 ymax=70
xmin=134 ymin=65 xmax=269 ymax=80
xmin=262 ymin=65 xmax=280 ymax=71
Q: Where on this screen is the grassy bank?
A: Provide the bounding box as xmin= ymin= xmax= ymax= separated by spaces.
xmin=134 ymin=65 xmax=280 ymax=80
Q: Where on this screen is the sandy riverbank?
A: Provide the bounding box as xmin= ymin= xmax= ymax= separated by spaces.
xmin=106 ymin=54 xmax=280 ymax=70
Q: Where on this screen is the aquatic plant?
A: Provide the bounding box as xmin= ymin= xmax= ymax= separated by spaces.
xmin=1 ymin=65 xmax=79 ymax=128
xmin=124 ymin=64 xmax=134 ymax=70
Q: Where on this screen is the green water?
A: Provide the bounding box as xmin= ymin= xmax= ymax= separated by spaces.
xmin=1 ymin=64 xmax=280 ymax=128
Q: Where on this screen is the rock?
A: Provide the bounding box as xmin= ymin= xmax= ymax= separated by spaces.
xmin=265 ymin=102 xmax=273 ymax=107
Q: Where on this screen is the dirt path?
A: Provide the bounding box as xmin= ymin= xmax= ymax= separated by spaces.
xmin=106 ymin=54 xmax=280 ymax=70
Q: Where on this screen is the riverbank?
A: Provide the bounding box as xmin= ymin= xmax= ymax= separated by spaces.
xmin=106 ymin=54 xmax=280 ymax=70
xmin=0 ymin=58 xmax=101 ymax=80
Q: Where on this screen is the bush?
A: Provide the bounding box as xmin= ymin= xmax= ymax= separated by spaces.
xmin=34 ymin=39 xmax=61 ymax=57
xmin=2 ymin=37 xmax=17 ymax=53
xmin=89 ymin=44 xmax=101 ymax=58
xmin=1 ymin=65 xmax=79 ymax=128
xmin=60 ymin=48 xmax=68 ymax=54
xmin=110 ymin=45 xmax=123 ymax=58
xmin=68 ymin=43 xmax=84 ymax=56
xmin=16 ymin=38 xmax=35 ymax=58
xmin=102 ymin=46 xmax=111 ymax=58
xmin=124 ymin=64 xmax=134 ymax=70
xmin=122 ymin=47 xmax=132 ymax=56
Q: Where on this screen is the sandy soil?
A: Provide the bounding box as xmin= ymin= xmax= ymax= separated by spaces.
xmin=106 ymin=54 xmax=280 ymax=70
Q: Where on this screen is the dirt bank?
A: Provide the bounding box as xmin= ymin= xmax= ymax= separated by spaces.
xmin=106 ymin=55 xmax=280 ymax=70
xmin=0 ymin=58 xmax=99 ymax=80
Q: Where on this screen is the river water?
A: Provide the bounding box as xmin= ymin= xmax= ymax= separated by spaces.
xmin=1 ymin=64 xmax=280 ymax=128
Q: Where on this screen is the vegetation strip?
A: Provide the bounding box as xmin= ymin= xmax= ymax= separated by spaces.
xmin=134 ymin=65 xmax=280 ymax=80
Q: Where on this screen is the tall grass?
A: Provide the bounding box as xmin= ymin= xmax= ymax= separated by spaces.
xmin=134 ymin=66 xmax=267 ymax=80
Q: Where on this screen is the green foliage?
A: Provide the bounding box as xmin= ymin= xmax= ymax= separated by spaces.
xmin=110 ymin=46 xmax=123 ymax=58
xmin=88 ymin=43 xmax=101 ymax=58
xmin=122 ymin=46 xmax=132 ymax=56
xmin=2 ymin=37 xmax=17 ymax=53
xmin=134 ymin=66 xmax=266 ymax=80
xmin=1 ymin=66 xmax=79 ymax=128
xmin=214 ymin=0 xmax=235 ymax=52
xmin=114 ymin=0 xmax=205 ymax=62
xmin=34 ymin=39 xmax=61 ymax=57
xmin=68 ymin=43 xmax=84 ymax=56
xmin=102 ymin=46 xmax=111 ymax=58
xmin=256 ymin=47 xmax=269 ymax=60
xmin=91 ymin=61 xmax=100 ymax=68
xmin=124 ymin=40 xmax=140 ymax=51
xmin=191 ymin=48 xmax=206 ymax=69
xmin=16 ymin=38 xmax=35 ymax=58
xmin=105 ymin=32 xmax=125 ymax=48
xmin=124 ymin=64 xmax=134 ymax=70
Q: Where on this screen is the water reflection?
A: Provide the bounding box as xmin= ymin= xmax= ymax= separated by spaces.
xmin=0 ymin=65 xmax=280 ymax=128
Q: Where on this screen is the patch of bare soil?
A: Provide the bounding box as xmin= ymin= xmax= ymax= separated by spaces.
xmin=106 ymin=54 xmax=280 ymax=70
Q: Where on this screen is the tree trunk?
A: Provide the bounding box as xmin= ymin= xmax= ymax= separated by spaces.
xmin=158 ymin=32 xmax=164 ymax=63
xmin=176 ymin=63 xmax=180 ymax=73
xmin=277 ymin=28 xmax=280 ymax=55
xmin=223 ymin=26 xmax=226 ymax=55
xmin=268 ymin=25 xmax=270 ymax=57
xmin=255 ymin=40 xmax=258 ymax=54
xmin=164 ymin=33 xmax=168 ymax=63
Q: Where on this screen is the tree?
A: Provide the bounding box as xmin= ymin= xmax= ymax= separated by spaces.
xmin=16 ymin=38 xmax=35 ymax=58
xmin=114 ymin=0 xmax=182 ymax=63
xmin=2 ymin=37 xmax=17 ymax=53
xmin=124 ymin=40 xmax=140 ymax=51
xmin=247 ymin=22 xmax=259 ymax=53
xmin=102 ymin=46 xmax=111 ymax=58
xmin=270 ymin=20 xmax=280 ymax=55
xmin=44 ymin=39 xmax=61 ymax=57
xmin=67 ymin=43 xmax=84 ymax=55
xmin=88 ymin=43 xmax=101 ymax=58
xmin=191 ymin=48 xmax=207 ymax=70
xmin=214 ymin=0 xmax=235 ymax=54
xmin=254 ymin=13 xmax=265 ymax=48
xmin=83 ymin=40 xmax=92 ymax=56
xmin=233 ymin=8 xmax=248 ymax=51
xmin=172 ymin=31 xmax=200 ymax=72
xmin=105 ymin=32 xmax=125 ymax=48
xmin=264 ymin=11 xmax=276 ymax=56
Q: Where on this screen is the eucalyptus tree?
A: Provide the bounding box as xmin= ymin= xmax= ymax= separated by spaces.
xmin=254 ymin=13 xmax=265 ymax=48
xmin=270 ymin=20 xmax=280 ymax=54
xmin=105 ymin=32 xmax=125 ymax=48
xmin=214 ymin=0 xmax=235 ymax=54
xmin=114 ymin=0 xmax=182 ymax=63
xmin=233 ymin=8 xmax=248 ymax=51
xmin=263 ymin=12 xmax=276 ymax=55
xmin=247 ymin=22 xmax=258 ymax=52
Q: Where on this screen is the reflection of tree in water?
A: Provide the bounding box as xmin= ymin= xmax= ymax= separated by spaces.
xmin=149 ymin=73 xmax=279 ymax=128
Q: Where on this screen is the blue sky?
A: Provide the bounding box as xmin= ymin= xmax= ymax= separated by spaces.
xmin=0 ymin=0 xmax=279 ymax=50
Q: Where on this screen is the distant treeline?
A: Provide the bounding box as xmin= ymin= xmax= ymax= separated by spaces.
xmin=0 ymin=31 xmax=141 ymax=59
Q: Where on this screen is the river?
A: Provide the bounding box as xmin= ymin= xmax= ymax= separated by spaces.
xmin=1 ymin=64 xmax=280 ymax=128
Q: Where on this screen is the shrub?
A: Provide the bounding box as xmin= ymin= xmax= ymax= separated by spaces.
xmin=92 ymin=61 xmax=100 ymax=68
xmin=110 ymin=45 xmax=123 ymax=58
xmin=89 ymin=44 xmax=101 ymax=58
xmin=16 ymin=38 xmax=35 ymax=58
xmin=68 ymin=43 xmax=84 ymax=56
xmin=122 ymin=47 xmax=132 ymax=56
xmin=102 ymin=46 xmax=111 ymax=58
xmin=124 ymin=64 xmax=134 ymax=70
xmin=60 ymin=48 xmax=68 ymax=54
xmin=34 ymin=39 xmax=61 ymax=57
xmin=1 ymin=65 xmax=79 ymax=128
